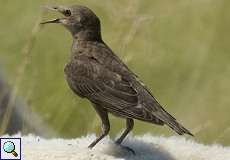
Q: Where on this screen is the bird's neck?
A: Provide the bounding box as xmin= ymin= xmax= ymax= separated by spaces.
xmin=72 ymin=29 xmax=102 ymax=42
xmin=71 ymin=36 xmax=103 ymax=58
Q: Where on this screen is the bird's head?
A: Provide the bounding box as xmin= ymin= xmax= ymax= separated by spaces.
xmin=41 ymin=5 xmax=102 ymax=41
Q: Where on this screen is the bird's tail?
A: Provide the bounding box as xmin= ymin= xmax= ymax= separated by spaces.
xmin=166 ymin=117 xmax=194 ymax=136
xmin=152 ymin=105 xmax=194 ymax=136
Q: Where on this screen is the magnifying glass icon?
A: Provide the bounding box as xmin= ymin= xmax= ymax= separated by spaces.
xmin=3 ymin=141 xmax=18 ymax=157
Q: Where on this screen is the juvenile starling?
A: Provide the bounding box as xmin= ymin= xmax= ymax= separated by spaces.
xmin=42 ymin=5 xmax=193 ymax=153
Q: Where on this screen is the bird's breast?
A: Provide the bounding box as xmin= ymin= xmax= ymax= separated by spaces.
xmin=64 ymin=63 xmax=72 ymax=78
xmin=64 ymin=62 xmax=80 ymax=84
xmin=64 ymin=62 xmax=85 ymax=98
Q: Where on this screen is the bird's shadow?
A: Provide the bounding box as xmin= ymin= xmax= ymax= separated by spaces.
xmin=99 ymin=137 xmax=175 ymax=160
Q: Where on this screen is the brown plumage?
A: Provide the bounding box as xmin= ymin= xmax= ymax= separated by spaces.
xmin=42 ymin=5 xmax=193 ymax=153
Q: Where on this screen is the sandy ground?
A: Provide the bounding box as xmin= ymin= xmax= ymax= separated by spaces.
xmin=2 ymin=134 xmax=230 ymax=160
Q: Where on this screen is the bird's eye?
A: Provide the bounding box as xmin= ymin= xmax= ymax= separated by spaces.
xmin=64 ymin=10 xmax=71 ymax=17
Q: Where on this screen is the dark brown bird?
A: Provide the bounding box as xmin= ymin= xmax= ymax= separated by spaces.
xmin=42 ymin=5 xmax=193 ymax=153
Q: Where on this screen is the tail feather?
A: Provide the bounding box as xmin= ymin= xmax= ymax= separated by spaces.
xmin=167 ymin=119 xmax=194 ymax=136
xmin=151 ymin=106 xmax=194 ymax=136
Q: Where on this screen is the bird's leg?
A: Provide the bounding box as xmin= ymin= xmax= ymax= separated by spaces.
xmin=115 ymin=118 xmax=135 ymax=154
xmin=116 ymin=118 xmax=134 ymax=144
xmin=88 ymin=104 xmax=110 ymax=149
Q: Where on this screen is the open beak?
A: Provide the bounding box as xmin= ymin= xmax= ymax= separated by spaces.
xmin=40 ymin=5 xmax=65 ymax=24
xmin=40 ymin=18 xmax=60 ymax=24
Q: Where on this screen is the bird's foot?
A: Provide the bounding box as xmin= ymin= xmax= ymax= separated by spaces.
xmin=115 ymin=143 xmax=135 ymax=155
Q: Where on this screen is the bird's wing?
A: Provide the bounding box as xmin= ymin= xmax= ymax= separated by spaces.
xmin=95 ymin=46 xmax=193 ymax=135
xmin=65 ymin=56 xmax=138 ymax=106
xmin=65 ymin=56 xmax=161 ymax=122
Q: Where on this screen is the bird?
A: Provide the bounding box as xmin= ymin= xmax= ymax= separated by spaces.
xmin=41 ymin=5 xmax=193 ymax=153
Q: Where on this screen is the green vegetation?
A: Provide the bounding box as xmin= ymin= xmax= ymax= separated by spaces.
xmin=0 ymin=0 xmax=230 ymax=145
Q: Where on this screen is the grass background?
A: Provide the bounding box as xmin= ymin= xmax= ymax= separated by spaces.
xmin=0 ymin=0 xmax=230 ymax=145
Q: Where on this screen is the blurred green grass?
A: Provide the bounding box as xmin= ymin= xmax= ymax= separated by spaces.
xmin=0 ymin=0 xmax=230 ymax=145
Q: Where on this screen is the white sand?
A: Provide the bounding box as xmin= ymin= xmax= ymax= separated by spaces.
xmin=2 ymin=134 xmax=230 ymax=160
